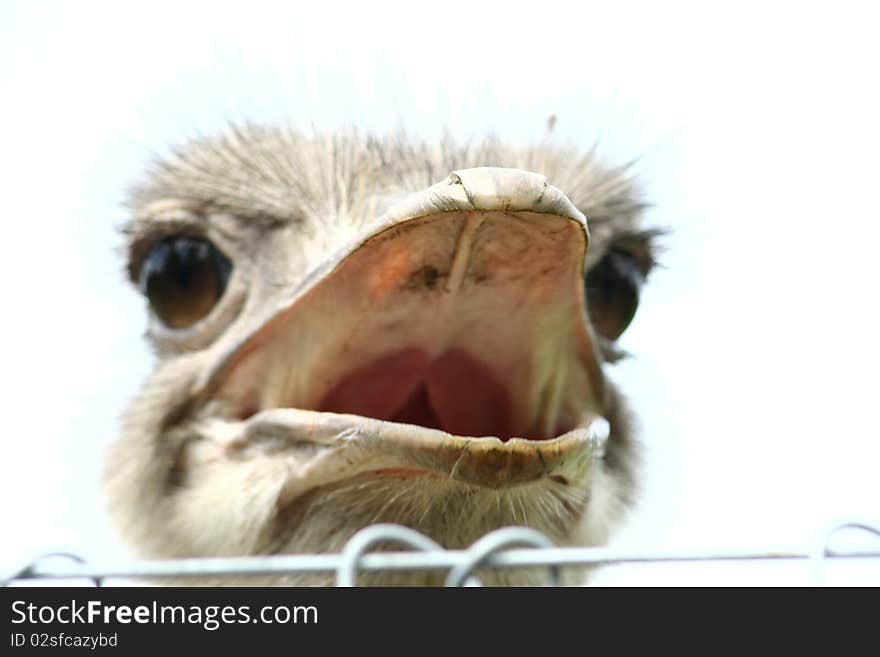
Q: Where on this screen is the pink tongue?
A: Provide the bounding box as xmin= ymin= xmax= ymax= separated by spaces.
xmin=318 ymin=348 xmax=514 ymax=440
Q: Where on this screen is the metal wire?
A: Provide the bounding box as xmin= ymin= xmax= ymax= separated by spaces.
xmin=4 ymin=520 xmax=879 ymax=587
xmin=810 ymin=519 xmax=880 ymax=586
xmin=336 ymin=524 xmax=442 ymax=586
xmin=4 ymin=552 xmax=103 ymax=589
xmin=444 ymin=527 xmax=561 ymax=587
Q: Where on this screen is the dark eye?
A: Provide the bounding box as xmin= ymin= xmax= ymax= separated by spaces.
xmin=138 ymin=237 xmax=233 ymax=329
xmin=584 ymin=249 xmax=644 ymax=341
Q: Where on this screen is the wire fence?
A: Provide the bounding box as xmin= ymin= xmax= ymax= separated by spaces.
xmin=4 ymin=520 xmax=879 ymax=587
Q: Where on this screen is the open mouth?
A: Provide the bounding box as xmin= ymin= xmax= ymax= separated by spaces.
xmin=190 ymin=168 xmax=609 ymax=488
xmin=319 ymin=347 xmax=519 ymax=440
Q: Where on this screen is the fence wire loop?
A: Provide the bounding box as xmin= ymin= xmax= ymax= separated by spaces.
xmin=445 ymin=527 xmax=561 ymax=587
xmin=337 ymin=524 xmax=443 ymax=586
xmin=810 ymin=520 xmax=880 ymax=586
xmin=3 ymin=552 xmax=102 ymax=588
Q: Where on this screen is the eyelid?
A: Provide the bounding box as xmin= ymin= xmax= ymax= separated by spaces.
xmin=125 ymin=212 xmax=207 ymax=284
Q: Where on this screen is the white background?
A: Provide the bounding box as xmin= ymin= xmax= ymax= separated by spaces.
xmin=1 ymin=1 xmax=878 ymax=585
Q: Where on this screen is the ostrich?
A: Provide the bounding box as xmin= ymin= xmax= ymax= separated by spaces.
xmin=103 ymin=126 xmax=657 ymax=585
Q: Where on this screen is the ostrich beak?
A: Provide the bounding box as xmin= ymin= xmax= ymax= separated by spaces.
xmin=188 ymin=168 xmax=609 ymax=496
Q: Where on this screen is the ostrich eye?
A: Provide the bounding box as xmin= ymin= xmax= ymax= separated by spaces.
xmin=585 ymin=249 xmax=644 ymax=341
xmin=138 ymin=237 xmax=232 ymax=329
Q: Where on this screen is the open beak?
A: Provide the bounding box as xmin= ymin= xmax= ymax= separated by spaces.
xmin=187 ymin=167 xmax=609 ymax=496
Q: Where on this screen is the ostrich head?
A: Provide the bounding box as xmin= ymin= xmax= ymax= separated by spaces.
xmin=104 ymin=126 xmax=657 ymax=585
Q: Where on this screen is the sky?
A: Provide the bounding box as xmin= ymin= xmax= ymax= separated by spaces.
xmin=1 ymin=1 xmax=878 ymax=585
